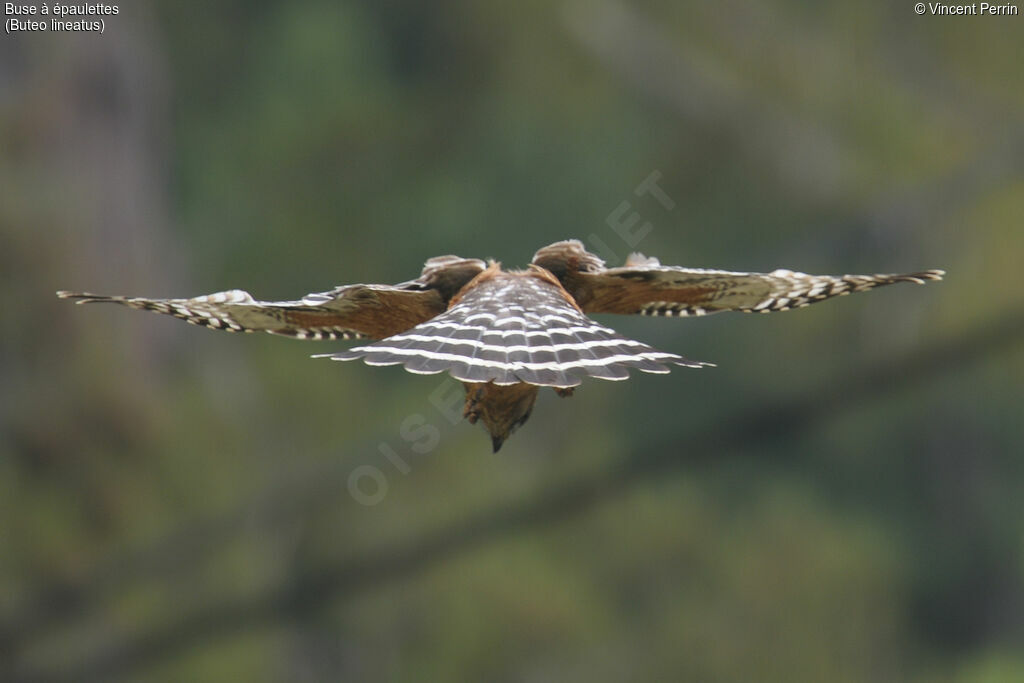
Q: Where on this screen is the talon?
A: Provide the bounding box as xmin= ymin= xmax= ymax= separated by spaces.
xmin=464 ymin=384 xmax=485 ymax=423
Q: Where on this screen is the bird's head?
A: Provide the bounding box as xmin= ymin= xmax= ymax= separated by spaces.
xmin=463 ymin=382 xmax=540 ymax=452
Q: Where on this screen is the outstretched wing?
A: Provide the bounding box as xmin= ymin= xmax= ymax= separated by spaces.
xmin=581 ymin=263 xmax=945 ymax=317
xmin=532 ymin=240 xmax=944 ymax=317
xmin=56 ymin=285 xmax=448 ymax=340
xmin=57 ymin=255 xmax=488 ymax=340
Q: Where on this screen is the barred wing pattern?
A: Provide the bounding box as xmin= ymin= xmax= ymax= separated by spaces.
xmin=56 ymin=284 xmax=449 ymax=341
xmin=58 ymin=239 xmax=943 ymax=450
xmin=584 ymin=263 xmax=945 ymax=317
xmin=323 ymin=269 xmax=709 ymax=387
xmin=532 ymin=240 xmax=944 ymax=317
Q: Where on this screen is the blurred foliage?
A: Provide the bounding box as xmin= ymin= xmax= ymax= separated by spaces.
xmin=2 ymin=0 xmax=1023 ymax=680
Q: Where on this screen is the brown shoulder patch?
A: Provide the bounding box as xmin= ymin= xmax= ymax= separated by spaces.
xmin=448 ymin=261 xmax=502 ymax=308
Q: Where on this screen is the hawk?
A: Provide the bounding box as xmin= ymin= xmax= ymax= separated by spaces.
xmin=57 ymin=240 xmax=943 ymax=451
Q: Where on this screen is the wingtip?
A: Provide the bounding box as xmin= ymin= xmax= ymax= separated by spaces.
xmin=56 ymin=290 xmax=101 ymax=304
xmin=909 ymin=269 xmax=945 ymax=283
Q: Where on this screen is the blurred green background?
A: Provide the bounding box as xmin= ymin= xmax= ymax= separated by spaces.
xmin=2 ymin=1 xmax=1023 ymax=681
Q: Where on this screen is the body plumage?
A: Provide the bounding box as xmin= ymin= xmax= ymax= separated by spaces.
xmin=58 ymin=240 xmax=943 ymax=450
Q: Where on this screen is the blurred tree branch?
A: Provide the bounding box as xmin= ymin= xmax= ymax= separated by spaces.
xmin=9 ymin=309 xmax=1024 ymax=683
xmin=7 ymin=3 xmax=1019 ymax=673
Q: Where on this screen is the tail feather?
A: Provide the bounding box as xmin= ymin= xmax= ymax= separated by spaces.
xmin=321 ymin=273 xmax=711 ymax=387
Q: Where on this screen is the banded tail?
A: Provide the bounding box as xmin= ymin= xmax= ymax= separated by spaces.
xmin=319 ymin=269 xmax=711 ymax=388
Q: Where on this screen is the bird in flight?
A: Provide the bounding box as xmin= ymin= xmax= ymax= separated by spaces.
xmin=57 ymin=240 xmax=943 ymax=451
